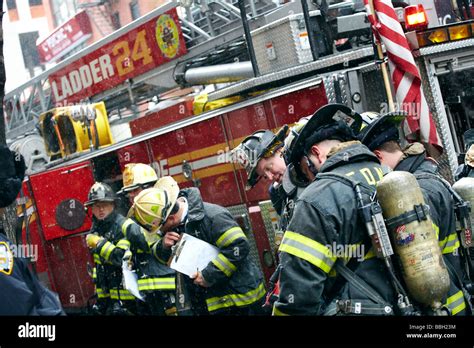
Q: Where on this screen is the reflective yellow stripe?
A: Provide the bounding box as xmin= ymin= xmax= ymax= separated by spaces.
xmin=211 ymin=253 xmax=237 ymax=277
xmin=433 ymin=223 xmax=440 ymax=240
xmin=152 ymin=242 xmax=167 ymax=264
xmin=116 ymin=239 xmax=131 ymax=250
xmin=445 ymin=290 xmax=466 ymax=316
xmin=99 ymin=241 xmax=116 ymax=260
xmin=96 ymin=288 xmax=110 ymax=298
xmin=121 ymin=218 xmax=134 ymax=238
xmin=441 ymin=233 xmax=460 ymax=255
xmin=272 ymin=306 xmax=289 ymax=316
xmin=93 ymin=254 xmax=102 ymax=264
xmin=279 ymin=231 xmax=336 ymax=274
xmin=216 ymin=227 xmax=247 ymax=248
xmin=206 ymin=283 xmax=266 ymax=312
xmin=364 ymin=247 xmax=376 ymax=260
xmin=137 ymin=277 xmax=176 ymax=291
xmin=110 ymin=289 xmax=136 ymax=301
xmin=92 ymin=267 xmax=97 ymax=279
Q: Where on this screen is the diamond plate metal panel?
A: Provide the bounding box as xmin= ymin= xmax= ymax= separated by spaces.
xmin=417 ymin=56 xmax=457 ymax=181
xmin=226 ymin=204 xmax=264 ymax=275
xmin=323 ymin=75 xmax=337 ymax=104
xmin=259 ymin=200 xmax=280 ymax=254
xmin=415 ymin=38 xmax=474 ymax=58
xmin=251 ymin=13 xmax=313 ymax=75
xmin=208 ymin=47 xmax=374 ymax=101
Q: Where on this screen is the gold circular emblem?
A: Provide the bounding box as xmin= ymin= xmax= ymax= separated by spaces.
xmin=156 ymin=14 xmax=180 ymax=59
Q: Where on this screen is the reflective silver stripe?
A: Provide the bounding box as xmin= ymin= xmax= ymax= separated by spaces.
xmin=116 ymin=239 xmax=131 ymax=250
xmin=100 ymin=241 xmax=115 ymax=260
xmin=121 ymin=218 xmax=135 ymax=238
xmin=206 ymin=283 xmax=266 ymax=312
xmin=211 ymin=253 xmax=237 ymax=277
xmin=216 ymin=227 xmax=247 ymax=247
xmin=137 ymin=277 xmax=176 ymax=291
xmin=279 ymin=232 xmax=336 ymax=273
xmin=445 ymin=291 xmax=466 ymax=315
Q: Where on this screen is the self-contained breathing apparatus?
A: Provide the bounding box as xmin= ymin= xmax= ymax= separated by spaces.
xmin=317 ymin=170 xmax=473 ymax=316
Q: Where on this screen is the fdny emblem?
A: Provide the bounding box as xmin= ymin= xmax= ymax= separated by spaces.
xmin=0 ymin=242 xmax=14 ymax=275
xmin=395 ymin=225 xmax=415 ymax=246
xmin=156 ymin=14 xmax=180 ymax=59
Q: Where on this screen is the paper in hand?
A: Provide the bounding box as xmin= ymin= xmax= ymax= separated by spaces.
xmin=169 ymin=233 xmax=219 ymax=278
xmin=122 ymin=261 xmax=145 ymax=301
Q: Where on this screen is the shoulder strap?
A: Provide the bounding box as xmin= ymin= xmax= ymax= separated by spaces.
xmin=333 ymin=260 xmax=390 ymax=305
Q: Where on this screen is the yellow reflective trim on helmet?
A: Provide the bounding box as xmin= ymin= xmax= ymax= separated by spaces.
xmin=211 ymin=253 xmax=237 ymax=277
xmin=279 ymin=231 xmax=336 ymax=274
xmin=206 ymin=282 xmax=266 ymax=312
xmin=216 ymin=227 xmax=247 ymax=248
xmin=272 ymin=306 xmax=289 ymax=316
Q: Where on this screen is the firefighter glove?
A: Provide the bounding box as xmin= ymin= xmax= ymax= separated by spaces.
xmin=86 ymin=234 xmax=103 ymax=249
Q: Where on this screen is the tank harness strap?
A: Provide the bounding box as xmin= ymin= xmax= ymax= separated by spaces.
xmin=384 ymin=204 xmax=431 ymax=230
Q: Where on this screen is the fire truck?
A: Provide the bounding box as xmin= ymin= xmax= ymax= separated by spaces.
xmin=4 ymin=0 xmax=473 ymax=313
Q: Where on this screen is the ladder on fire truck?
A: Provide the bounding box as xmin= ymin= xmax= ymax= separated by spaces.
xmin=4 ymin=0 xmax=277 ymax=141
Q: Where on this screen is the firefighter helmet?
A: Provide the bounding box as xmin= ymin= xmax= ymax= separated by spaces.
xmin=359 ymin=111 xmax=380 ymax=132
xmin=117 ymin=163 xmax=158 ymax=195
xmin=282 ymin=117 xmax=311 ymax=164
xmin=358 ymin=111 xmax=408 ymax=151
xmin=287 ymin=104 xmax=363 ymax=166
xmin=85 ymin=182 xmax=117 ymax=206
xmin=132 ymin=187 xmax=176 ymax=229
xmin=232 ymin=125 xmax=289 ymax=189
xmin=154 ymin=176 xmax=180 ymax=207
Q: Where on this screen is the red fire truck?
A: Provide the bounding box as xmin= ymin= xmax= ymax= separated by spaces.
xmin=5 ymin=0 xmax=473 ymax=312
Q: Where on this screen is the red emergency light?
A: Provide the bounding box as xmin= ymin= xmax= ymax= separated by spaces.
xmin=404 ymin=4 xmax=428 ymax=31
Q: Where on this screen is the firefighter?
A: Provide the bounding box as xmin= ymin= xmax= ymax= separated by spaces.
xmin=85 ymin=182 xmax=137 ymax=315
xmin=273 ymin=103 xmax=398 ymax=316
xmin=86 ymin=182 xmax=176 ymax=316
xmin=132 ymin=177 xmax=266 ymax=315
xmin=359 ymin=112 xmax=472 ymax=315
xmin=117 ymin=163 xmax=159 ymax=203
xmin=232 ymin=121 xmax=312 ymax=234
xmin=0 ymin=145 xmax=63 ymax=315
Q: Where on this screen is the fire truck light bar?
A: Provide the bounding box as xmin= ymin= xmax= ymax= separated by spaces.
xmin=416 ymin=21 xmax=474 ymax=48
xmin=404 ymin=4 xmax=428 ymax=31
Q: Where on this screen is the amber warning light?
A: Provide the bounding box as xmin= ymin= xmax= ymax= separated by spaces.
xmin=404 ymin=4 xmax=428 ymax=31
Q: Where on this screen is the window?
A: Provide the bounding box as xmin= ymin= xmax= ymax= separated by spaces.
xmin=112 ymin=11 xmax=121 ymax=30
xmin=130 ymin=1 xmax=140 ymax=21
xmin=29 ymin=0 xmax=43 ymax=6
xmin=19 ymin=31 xmax=41 ymax=69
xmin=51 ymin=0 xmax=76 ymax=27
xmin=6 ymin=0 xmax=17 ymax=10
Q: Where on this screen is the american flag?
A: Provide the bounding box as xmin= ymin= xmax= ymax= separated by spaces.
xmin=364 ymin=0 xmax=442 ymax=149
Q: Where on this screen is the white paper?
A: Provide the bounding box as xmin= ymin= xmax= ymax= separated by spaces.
xmin=122 ymin=261 xmax=145 ymax=301
xmin=169 ymin=233 xmax=219 ymax=278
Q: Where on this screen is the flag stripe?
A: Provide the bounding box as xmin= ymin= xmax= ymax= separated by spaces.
xmin=364 ymin=0 xmax=441 ymax=148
